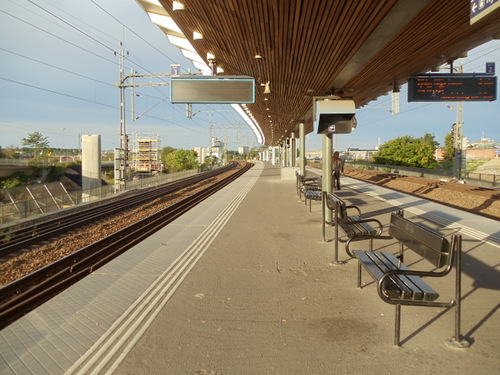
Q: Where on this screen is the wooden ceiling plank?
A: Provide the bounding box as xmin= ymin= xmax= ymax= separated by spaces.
xmin=157 ymin=0 xmax=500 ymax=145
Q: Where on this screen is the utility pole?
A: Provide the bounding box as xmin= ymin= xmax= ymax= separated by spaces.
xmin=116 ymin=43 xmax=128 ymax=192
xmin=454 ymin=59 xmax=465 ymax=181
xmin=114 ymin=44 xmax=189 ymax=192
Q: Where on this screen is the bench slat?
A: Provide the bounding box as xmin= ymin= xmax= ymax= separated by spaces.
xmin=339 ymin=216 xmax=377 ymax=237
xmin=377 ymin=251 xmax=440 ymax=302
xmin=354 ymin=250 xmax=413 ymax=300
xmin=354 ymin=250 xmax=440 ymax=301
xmin=305 ymin=190 xmax=322 ymax=200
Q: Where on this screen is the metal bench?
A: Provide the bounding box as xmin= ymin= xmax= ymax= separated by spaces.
xmin=296 ymin=173 xmax=322 ymax=212
xmin=323 ymin=192 xmax=391 ymax=258
xmin=303 ymin=189 xmax=322 ymax=212
xmin=353 ymin=211 xmax=469 ymax=348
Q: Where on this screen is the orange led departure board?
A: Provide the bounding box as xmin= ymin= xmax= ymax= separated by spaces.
xmin=408 ymin=74 xmax=496 ymax=102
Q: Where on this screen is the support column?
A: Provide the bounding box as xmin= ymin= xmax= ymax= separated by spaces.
xmin=285 ymin=139 xmax=289 ymax=167
xmin=82 ymin=134 xmax=102 ymax=203
xmin=281 ymin=141 xmax=286 ymax=167
xmin=299 ymin=122 xmax=306 ymax=177
xmin=290 ymin=132 xmax=296 ymax=167
xmin=322 ymin=134 xmax=333 ymax=222
xmin=286 ymin=138 xmax=290 ymax=167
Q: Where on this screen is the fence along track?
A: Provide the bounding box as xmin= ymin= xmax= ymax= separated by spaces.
xmin=0 ymin=163 xmax=237 ymax=255
xmin=0 ymin=162 xmax=252 ymax=330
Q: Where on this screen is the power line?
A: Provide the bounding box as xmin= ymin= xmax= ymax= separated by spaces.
xmin=89 ymin=0 xmax=178 ymax=67
xmin=0 ymin=9 xmax=117 ymax=65
xmin=0 ymin=46 xmax=112 ymax=87
xmin=0 ymin=1 xmax=243 ymax=144
xmin=0 ymin=75 xmax=208 ymax=137
xmin=0 ymin=76 xmax=116 ymax=108
xmin=27 ymin=0 xmax=115 ymax=52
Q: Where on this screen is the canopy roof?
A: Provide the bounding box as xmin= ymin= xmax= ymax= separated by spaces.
xmin=135 ymin=0 xmax=500 ymax=146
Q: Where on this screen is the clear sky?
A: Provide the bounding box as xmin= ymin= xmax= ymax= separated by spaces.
xmin=1 ymin=0 xmax=499 ymax=152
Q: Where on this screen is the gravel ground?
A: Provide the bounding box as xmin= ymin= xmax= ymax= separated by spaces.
xmin=0 ymin=168 xmax=239 ymax=287
xmin=344 ymin=167 xmax=500 ymax=220
xmin=2 ymin=164 xmax=498 ymax=287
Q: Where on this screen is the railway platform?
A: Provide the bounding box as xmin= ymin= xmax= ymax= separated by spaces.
xmin=1 ymin=161 xmax=499 ymax=374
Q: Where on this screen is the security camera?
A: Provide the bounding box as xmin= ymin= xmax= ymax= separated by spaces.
xmin=316 ymin=100 xmax=356 ymax=134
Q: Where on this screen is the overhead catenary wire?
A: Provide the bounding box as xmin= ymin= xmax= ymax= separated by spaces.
xmin=1 ymin=0 xmax=256 ymax=150
xmin=0 ymin=1 xmax=213 ymax=142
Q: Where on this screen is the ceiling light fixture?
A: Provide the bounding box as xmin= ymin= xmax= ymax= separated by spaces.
xmin=172 ymin=1 xmax=186 ymax=12
xmin=264 ymin=81 xmax=271 ymax=94
xmin=193 ymin=31 xmax=203 ymax=40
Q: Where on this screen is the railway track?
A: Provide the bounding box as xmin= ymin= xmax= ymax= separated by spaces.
xmin=0 ymin=161 xmax=252 ymax=329
xmin=0 ymin=163 xmax=238 ymax=256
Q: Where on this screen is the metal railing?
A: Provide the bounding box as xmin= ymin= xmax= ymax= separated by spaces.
xmin=0 ymin=168 xmax=203 ymax=226
xmin=347 ymin=162 xmax=499 ymax=188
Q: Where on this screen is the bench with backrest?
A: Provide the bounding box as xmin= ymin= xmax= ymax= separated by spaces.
xmin=323 ymin=192 xmax=392 ymax=257
xmin=353 ymin=211 xmax=468 ymax=348
xmin=297 ymin=174 xmax=322 ymax=212
xmin=296 ymin=172 xmax=321 ymax=197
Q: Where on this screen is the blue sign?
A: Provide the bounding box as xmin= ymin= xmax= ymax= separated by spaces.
xmin=471 ymin=0 xmax=500 ymax=24
xmin=486 ymin=62 xmax=495 ymax=74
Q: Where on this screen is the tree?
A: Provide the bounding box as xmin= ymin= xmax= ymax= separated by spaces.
xmin=21 ymin=132 xmax=51 ymax=167
xmin=160 ymin=146 xmax=176 ymax=161
xmin=373 ymin=133 xmax=438 ymax=168
xmin=21 ymin=132 xmax=50 ymax=154
xmin=2 ymin=146 xmax=18 ymax=159
xmin=163 ymin=149 xmax=200 ymax=172
xmin=204 ymin=155 xmax=218 ymax=166
xmin=442 ymin=132 xmax=455 ymax=161
xmin=0 ymin=171 xmax=31 ymax=189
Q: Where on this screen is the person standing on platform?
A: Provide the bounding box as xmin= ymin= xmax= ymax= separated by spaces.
xmin=333 ymin=151 xmax=344 ymax=190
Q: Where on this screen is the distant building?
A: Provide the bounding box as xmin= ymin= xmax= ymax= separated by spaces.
xmin=468 ymin=137 xmax=498 ymax=149
xmin=192 ymin=147 xmax=207 ymax=164
xmin=435 ymin=147 xmax=498 ymax=160
xmin=209 ymin=137 xmax=225 ymax=160
xmin=305 ymin=150 xmax=322 ymax=159
xmin=238 ymin=146 xmax=249 ymax=155
xmin=345 ymin=148 xmax=377 ymax=161
xmin=130 ymin=132 xmax=162 ymax=173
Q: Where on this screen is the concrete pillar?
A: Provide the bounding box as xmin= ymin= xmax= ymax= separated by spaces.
xmin=299 ymin=123 xmax=306 ymax=177
xmin=284 ymin=139 xmax=288 ymax=167
xmin=288 ymin=138 xmax=291 ymax=167
xmin=82 ymin=134 xmax=102 ymax=202
xmin=322 ymin=134 xmax=333 ymax=222
xmin=290 ymin=132 xmax=297 ymax=167
xmin=282 ymin=141 xmax=286 ymax=167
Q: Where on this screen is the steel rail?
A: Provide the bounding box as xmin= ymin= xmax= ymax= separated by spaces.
xmin=0 ymin=164 xmax=237 ymax=256
xmin=0 ymin=162 xmax=252 ymax=330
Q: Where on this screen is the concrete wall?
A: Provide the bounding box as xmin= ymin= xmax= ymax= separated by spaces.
xmin=82 ymin=134 xmax=102 ymax=202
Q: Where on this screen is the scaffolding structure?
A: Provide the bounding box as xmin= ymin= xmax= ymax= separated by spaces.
xmin=131 ymin=132 xmax=162 ymax=173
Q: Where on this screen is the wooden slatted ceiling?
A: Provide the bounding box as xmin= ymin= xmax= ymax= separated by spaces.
xmin=154 ymin=0 xmax=500 ymax=146
xmin=346 ymin=2 xmax=500 ymax=106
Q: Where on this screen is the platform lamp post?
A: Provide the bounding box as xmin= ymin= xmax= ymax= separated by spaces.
xmin=452 ymin=58 xmax=465 ymax=181
xmin=299 ymin=122 xmax=306 ymax=177
xmin=61 ymin=127 xmax=66 ymax=162
xmin=433 ymin=58 xmax=466 ymax=181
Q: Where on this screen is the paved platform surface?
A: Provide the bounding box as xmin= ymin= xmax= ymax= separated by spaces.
xmin=1 ymin=161 xmax=499 ymax=374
